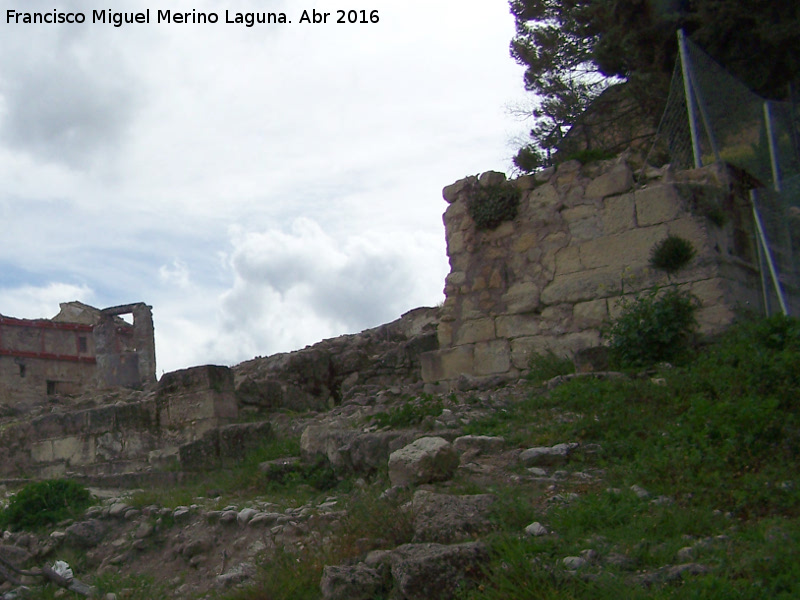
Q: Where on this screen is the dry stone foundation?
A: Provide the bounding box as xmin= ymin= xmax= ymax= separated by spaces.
xmin=422 ymin=157 xmax=764 ymax=382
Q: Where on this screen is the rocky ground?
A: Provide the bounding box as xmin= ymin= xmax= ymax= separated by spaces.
xmin=0 ymin=373 xmax=727 ymax=600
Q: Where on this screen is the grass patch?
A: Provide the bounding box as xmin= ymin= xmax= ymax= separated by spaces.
xmin=222 ymin=488 xmax=412 ymax=600
xmin=369 ymin=393 xmax=444 ymax=429
xmin=130 ymin=434 xmax=345 ymax=510
xmin=526 ymin=350 xmax=575 ymax=384
xmin=459 ymin=315 xmax=800 ymax=598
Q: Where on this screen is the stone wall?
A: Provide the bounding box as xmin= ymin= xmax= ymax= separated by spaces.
xmin=0 ymin=302 xmax=157 ymax=409
xmin=0 ymin=365 xmax=239 ymax=480
xmin=422 ymin=157 xmax=763 ymax=383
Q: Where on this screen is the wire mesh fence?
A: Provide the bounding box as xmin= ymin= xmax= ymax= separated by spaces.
xmin=651 ymin=33 xmax=800 ymax=316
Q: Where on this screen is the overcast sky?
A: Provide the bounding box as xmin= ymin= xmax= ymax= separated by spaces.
xmin=0 ymin=0 xmax=527 ymax=376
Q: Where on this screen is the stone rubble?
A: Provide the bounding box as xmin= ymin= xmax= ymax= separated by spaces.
xmin=0 ymin=379 xmax=724 ymax=600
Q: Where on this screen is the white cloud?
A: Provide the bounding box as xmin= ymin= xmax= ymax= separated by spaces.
xmin=0 ymin=1 xmax=527 ymax=375
xmin=0 ymin=283 xmax=95 ymax=319
xmin=211 ymin=218 xmax=445 ymax=365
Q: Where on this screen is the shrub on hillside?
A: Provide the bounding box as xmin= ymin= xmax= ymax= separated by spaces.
xmin=0 ymin=479 xmax=92 ymax=531
xmin=603 ymin=287 xmax=700 ymax=368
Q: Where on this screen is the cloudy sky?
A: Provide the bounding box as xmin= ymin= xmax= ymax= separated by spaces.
xmin=0 ymin=0 xmax=527 ymax=376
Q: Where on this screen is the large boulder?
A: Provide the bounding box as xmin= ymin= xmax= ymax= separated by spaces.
xmin=410 ymin=491 xmax=496 ymax=544
xmin=301 ymin=426 xmax=415 ymax=475
xmin=65 ymin=519 xmax=108 ymax=548
xmin=389 ymin=542 xmax=488 ymax=600
xmin=320 ymin=564 xmax=387 ymax=600
xmin=388 ymin=437 xmax=459 ymax=487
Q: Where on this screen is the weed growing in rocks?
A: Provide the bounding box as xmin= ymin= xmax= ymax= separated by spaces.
xmin=526 ymin=350 xmax=575 ymax=384
xmin=465 ymin=180 xmax=521 ymax=231
xmin=649 ymin=235 xmax=697 ymax=274
xmin=370 ymin=393 xmax=444 ymax=429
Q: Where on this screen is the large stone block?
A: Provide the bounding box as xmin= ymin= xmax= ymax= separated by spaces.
xmin=585 ymin=162 xmax=633 ymax=198
xmin=527 ymin=183 xmax=559 ymax=211
xmin=473 ymin=340 xmax=511 ymax=375
xmin=501 ymin=281 xmax=541 ymax=314
xmin=573 ymin=299 xmax=609 ymax=327
xmin=436 ymin=321 xmax=453 ymax=347
xmin=31 ymin=441 xmax=54 ymax=463
xmin=563 ymin=204 xmax=601 ymax=241
xmin=218 ymin=421 xmax=273 ymax=465
xmin=388 ymin=437 xmax=459 ymax=487
xmin=554 ymin=246 xmax=582 ymax=275
xmin=158 ymin=365 xmax=238 ymax=430
xmin=389 ymin=542 xmax=488 ymax=600
xmin=446 ymin=230 xmax=465 ymax=255
xmin=442 ymin=176 xmax=476 ymax=204
xmin=179 ymin=431 xmax=220 ymax=471
xmin=578 ymin=225 xmax=668 ymax=270
xmin=635 ymin=184 xmax=684 ymax=226
xmin=510 ymin=336 xmax=543 ymax=369
xmin=496 ymin=314 xmax=541 ymax=339
xmin=52 ymin=435 xmax=95 ymax=466
xmin=158 ymin=364 xmax=234 ymax=395
xmin=603 ymin=193 xmax=636 ymax=234
xmin=421 ymin=347 xmax=474 ymax=382
xmin=453 ymin=318 xmax=495 ymax=345
xmin=541 ymin=268 xmax=622 ymax=305
xmin=667 ymin=216 xmax=710 ymax=252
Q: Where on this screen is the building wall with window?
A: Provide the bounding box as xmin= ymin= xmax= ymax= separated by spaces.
xmin=0 ymin=302 xmax=156 ymax=410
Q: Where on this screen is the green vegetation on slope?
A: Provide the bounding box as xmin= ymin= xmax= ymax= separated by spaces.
xmin=458 ymin=315 xmax=800 ymax=598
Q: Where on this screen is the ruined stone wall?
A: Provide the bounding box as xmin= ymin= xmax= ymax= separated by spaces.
xmin=0 ymin=365 xmax=238 ymax=479
xmin=0 ymin=302 xmax=157 ymax=409
xmin=0 ymin=317 xmax=96 ymax=409
xmin=422 ymin=158 xmax=763 ymax=383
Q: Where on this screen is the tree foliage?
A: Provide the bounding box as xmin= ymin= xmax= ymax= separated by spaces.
xmin=510 ymin=0 xmax=800 ymax=171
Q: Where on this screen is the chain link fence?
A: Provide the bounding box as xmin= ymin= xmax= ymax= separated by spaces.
xmin=650 ymin=33 xmax=800 ymax=316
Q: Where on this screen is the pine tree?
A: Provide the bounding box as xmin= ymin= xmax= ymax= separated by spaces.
xmin=510 ymin=0 xmax=800 ymax=172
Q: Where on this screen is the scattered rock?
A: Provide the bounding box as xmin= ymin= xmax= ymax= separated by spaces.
xmin=525 ymin=522 xmax=548 ymax=537
xmin=65 ymin=520 xmax=108 ymax=549
xmin=452 ymin=435 xmax=505 ymax=455
xmin=410 ymin=491 xmax=496 ymax=544
xmin=389 ymin=542 xmax=488 ymax=600
xmin=563 ymin=556 xmax=587 ymax=570
xmin=519 ymin=443 xmax=579 ymax=467
xmin=320 ymin=564 xmax=387 ymax=600
xmin=388 ymin=437 xmax=459 ymax=487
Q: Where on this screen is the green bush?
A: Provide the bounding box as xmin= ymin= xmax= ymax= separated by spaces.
xmin=0 ymin=479 xmax=92 ymax=531
xmin=603 ymin=287 xmax=700 ymax=368
xmin=465 ymin=180 xmax=521 ymax=231
xmin=649 ymin=235 xmax=696 ymax=274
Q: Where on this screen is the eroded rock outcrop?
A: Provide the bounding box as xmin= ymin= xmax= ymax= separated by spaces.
xmin=233 ymin=307 xmax=439 ymax=412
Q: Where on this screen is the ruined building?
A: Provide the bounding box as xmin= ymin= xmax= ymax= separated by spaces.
xmin=0 ymin=302 xmax=156 ymax=409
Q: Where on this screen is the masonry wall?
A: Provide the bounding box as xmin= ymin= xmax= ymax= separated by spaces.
xmin=422 ymin=158 xmax=763 ymax=382
xmin=0 ymin=302 xmax=157 ymax=409
xmin=0 ymin=365 xmax=238 ymax=479
xmin=0 ymin=317 xmax=96 ymax=408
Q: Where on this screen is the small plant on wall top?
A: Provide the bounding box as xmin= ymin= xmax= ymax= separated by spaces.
xmin=649 ymin=235 xmax=696 ymax=274
xmin=465 ymin=180 xmax=522 ymax=231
